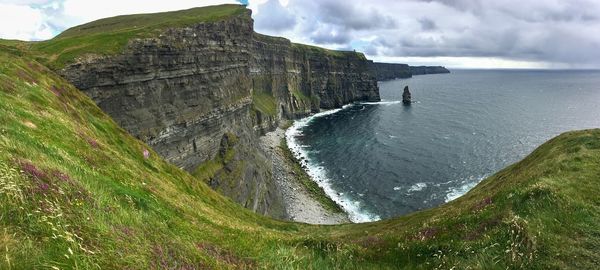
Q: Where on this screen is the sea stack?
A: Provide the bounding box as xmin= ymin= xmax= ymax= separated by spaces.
xmin=402 ymin=86 xmax=412 ymax=105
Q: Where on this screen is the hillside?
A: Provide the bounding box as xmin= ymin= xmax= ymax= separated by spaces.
xmin=27 ymin=5 xmax=247 ymax=69
xmin=1 ymin=44 xmax=599 ymax=269
xmin=1 ymin=4 xmax=599 ymax=269
xmin=22 ymin=4 xmax=381 ymax=219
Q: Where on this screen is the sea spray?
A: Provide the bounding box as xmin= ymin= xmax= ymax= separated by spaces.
xmin=359 ymin=100 xmax=401 ymax=106
xmin=285 ymin=106 xmax=381 ymax=223
xmin=444 ymin=174 xmax=489 ymax=202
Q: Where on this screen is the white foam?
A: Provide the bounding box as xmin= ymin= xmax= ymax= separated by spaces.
xmin=360 ymin=100 xmax=401 ymax=105
xmin=407 ymin=182 xmax=427 ymax=192
xmin=444 ymin=175 xmax=488 ymax=202
xmin=285 ymin=107 xmax=381 ymax=223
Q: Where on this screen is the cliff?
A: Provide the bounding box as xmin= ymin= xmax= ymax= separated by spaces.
xmin=2 ymin=5 xmax=600 ymax=268
xmin=368 ymin=62 xmax=450 ymax=81
xmin=368 ymin=62 xmax=412 ymax=80
xmin=1 ymin=48 xmax=599 ymax=268
xmin=410 ymin=65 xmax=451 ymax=75
xmin=251 ymin=33 xmax=379 ymax=131
xmin=31 ymin=5 xmax=379 ymax=218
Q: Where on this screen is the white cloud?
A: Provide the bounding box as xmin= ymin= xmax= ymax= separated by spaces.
xmin=62 ymin=0 xmax=238 ymax=24
xmin=248 ymin=0 xmax=600 ymax=69
xmin=0 ymin=0 xmax=237 ymax=41
xmin=0 ymin=3 xmax=54 ymax=40
xmin=1 ymin=0 xmax=598 ymax=68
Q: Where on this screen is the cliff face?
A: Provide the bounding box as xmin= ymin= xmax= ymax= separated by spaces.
xmin=368 ymin=62 xmax=412 ymax=80
xmin=368 ymin=62 xmax=450 ymax=81
xmin=58 ymin=9 xmax=379 ymax=217
xmin=250 ymin=34 xmax=380 ymax=131
xmin=410 ymin=65 xmax=451 ymax=75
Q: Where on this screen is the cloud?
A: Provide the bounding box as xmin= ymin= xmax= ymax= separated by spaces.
xmin=253 ymin=0 xmax=296 ymax=32
xmin=0 ymin=3 xmax=54 ymax=40
xmin=61 ymin=0 xmax=238 ymax=24
xmin=0 ymin=0 xmax=238 ymax=40
xmin=1 ymin=0 xmax=598 ymax=68
xmin=248 ymin=0 xmax=600 ymax=68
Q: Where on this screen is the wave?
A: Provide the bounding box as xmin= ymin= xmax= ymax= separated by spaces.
xmin=360 ymin=100 xmax=401 ymax=105
xmin=444 ymin=174 xmax=489 ymax=202
xmin=285 ymin=107 xmax=381 ymax=223
xmin=407 ymin=182 xmax=427 ymax=192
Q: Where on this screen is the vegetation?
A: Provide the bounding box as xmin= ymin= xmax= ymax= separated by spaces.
xmin=0 ymin=6 xmax=599 ymax=269
xmin=192 ymin=133 xmax=238 ymax=184
xmin=252 ymin=90 xmax=278 ymax=117
xmin=254 ymin=31 xmax=364 ymax=60
xmin=292 ymin=43 xmax=366 ymax=60
xmin=25 ymin=4 xmax=247 ymax=69
xmin=291 ymin=88 xmax=311 ymax=106
xmin=279 ymin=139 xmax=345 ymax=214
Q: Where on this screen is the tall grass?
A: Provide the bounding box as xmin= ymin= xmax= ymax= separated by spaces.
xmin=1 ymin=32 xmax=600 ymax=269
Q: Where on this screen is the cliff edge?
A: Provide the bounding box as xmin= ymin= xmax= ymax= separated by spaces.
xmin=1 ymin=5 xmax=599 ymax=268
xmin=28 ymin=5 xmax=379 ymax=218
xmin=369 ymin=62 xmax=451 ymax=81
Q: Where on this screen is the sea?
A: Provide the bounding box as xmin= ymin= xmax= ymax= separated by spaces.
xmin=285 ymin=69 xmax=600 ymax=222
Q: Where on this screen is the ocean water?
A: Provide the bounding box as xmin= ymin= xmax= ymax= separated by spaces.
xmin=286 ymin=69 xmax=600 ymax=222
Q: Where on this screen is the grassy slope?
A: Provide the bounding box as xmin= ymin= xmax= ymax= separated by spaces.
xmin=27 ymin=4 xmax=247 ymax=69
xmin=23 ymin=4 xmax=361 ymax=70
xmin=0 ymin=6 xmax=599 ymax=269
xmin=252 ymin=91 xmax=278 ymax=117
xmin=2 ymin=44 xmax=600 ymax=270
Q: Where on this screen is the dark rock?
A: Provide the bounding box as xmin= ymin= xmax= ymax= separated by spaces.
xmin=367 ymin=62 xmax=450 ymax=81
xmin=58 ymin=10 xmax=379 ymax=219
xmin=402 ymin=86 xmax=412 ymax=105
xmin=368 ymin=62 xmax=411 ymax=80
xmin=409 ymin=66 xmax=450 ymax=75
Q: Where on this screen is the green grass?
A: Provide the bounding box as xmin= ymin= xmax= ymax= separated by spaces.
xmin=1 ymin=21 xmax=600 ymax=270
xmin=291 ymin=89 xmax=311 ymax=105
xmin=254 ymin=31 xmax=365 ymax=60
xmin=192 ymin=133 xmax=238 ymax=184
xmin=252 ymin=90 xmax=278 ymax=117
xmin=26 ymin=4 xmax=247 ymax=69
xmin=279 ymin=139 xmax=345 ymax=214
xmin=292 ymin=43 xmax=366 ymax=60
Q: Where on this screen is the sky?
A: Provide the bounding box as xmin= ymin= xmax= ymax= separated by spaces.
xmin=1 ymin=0 xmax=599 ymax=69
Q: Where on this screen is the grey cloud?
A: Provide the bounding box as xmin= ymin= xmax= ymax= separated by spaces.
xmin=316 ymin=0 xmax=396 ymax=31
xmin=309 ymin=25 xmax=351 ymax=44
xmin=250 ymin=0 xmax=600 ymax=67
xmin=418 ymin=18 xmax=436 ymax=31
xmin=254 ymin=0 xmax=296 ymax=32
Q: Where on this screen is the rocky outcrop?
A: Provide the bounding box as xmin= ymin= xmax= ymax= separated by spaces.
xmin=368 ymin=62 xmax=450 ymax=81
xmin=410 ymin=66 xmax=450 ymax=75
xmin=402 ymin=86 xmax=411 ymax=105
xmin=58 ymin=9 xmax=380 ymax=218
xmin=368 ymin=62 xmax=412 ymax=80
xmin=250 ymin=34 xmax=380 ymax=131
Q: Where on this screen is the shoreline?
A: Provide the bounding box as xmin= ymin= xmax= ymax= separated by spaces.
xmin=259 ymin=126 xmax=350 ymax=225
xmin=284 ymin=105 xmax=381 ymax=223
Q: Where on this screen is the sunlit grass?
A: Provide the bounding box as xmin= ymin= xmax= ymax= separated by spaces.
xmin=1 ymin=34 xmax=599 ymax=269
xmin=27 ymin=4 xmax=247 ymax=69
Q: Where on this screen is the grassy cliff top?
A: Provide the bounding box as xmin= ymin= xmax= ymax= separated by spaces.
xmin=253 ymin=33 xmax=364 ymax=60
xmin=6 ymin=4 xmax=365 ymax=70
xmin=1 ymin=46 xmax=599 ymax=269
xmin=27 ymin=4 xmax=248 ymax=69
xmin=292 ymin=43 xmax=367 ymax=60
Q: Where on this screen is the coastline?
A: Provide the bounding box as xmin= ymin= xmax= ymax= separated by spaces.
xmin=259 ymin=126 xmax=349 ymax=224
xmin=285 ymin=105 xmax=381 ymax=223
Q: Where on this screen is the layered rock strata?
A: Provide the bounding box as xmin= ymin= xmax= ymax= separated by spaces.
xmin=368 ymin=62 xmax=450 ymax=81
xmin=59 ymin=10 xmax=380 ymax=218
